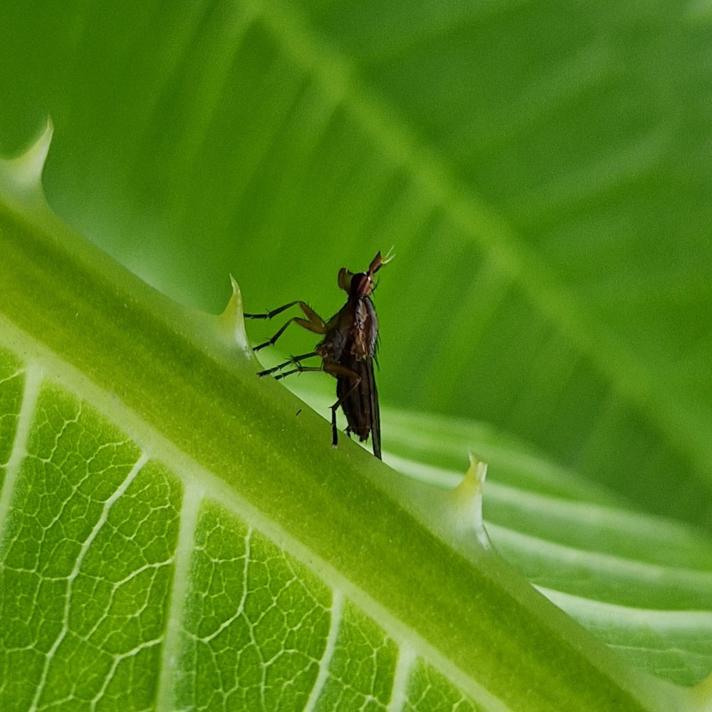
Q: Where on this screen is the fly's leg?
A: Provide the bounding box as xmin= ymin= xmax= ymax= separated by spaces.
xmin=257 ymin=351 xmax=319 ymax=378
xmin=245 ymin=302 xmax=326 ymax=351
xmin=323 ymin=363 xmax=361 ymax=448
xmin=244 ymin=301 xmax=304 ymax=320
xmin=274 ymin=365 xmax=323 ymax=381
xmin=252 ymin=316 xmax=315 ymax=352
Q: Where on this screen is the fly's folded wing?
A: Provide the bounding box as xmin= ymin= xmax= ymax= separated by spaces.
xmin=337 ymin=355 xmax=381 ymax=459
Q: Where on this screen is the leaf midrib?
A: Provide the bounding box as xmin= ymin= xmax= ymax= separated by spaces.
xmin=0 ymin=318 xmax=512 ymax=712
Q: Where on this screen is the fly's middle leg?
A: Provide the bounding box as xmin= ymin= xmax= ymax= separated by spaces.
xmin=257 ymin=351 xmax=319 ymax=378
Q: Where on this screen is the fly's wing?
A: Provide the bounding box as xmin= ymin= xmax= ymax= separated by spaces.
xmin=332 ymin=296 xmax=382 ymax=459
xmin=367 ymin=357 xmax=381 ymax=459
xmin=337 ymin=355 xmax=381 ymax=460
xmin=363 ymin=298 xmax=381 ymax=458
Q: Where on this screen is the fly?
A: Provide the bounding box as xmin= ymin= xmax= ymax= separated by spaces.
xmin=244 ymin=251 xmax=393 ymax=459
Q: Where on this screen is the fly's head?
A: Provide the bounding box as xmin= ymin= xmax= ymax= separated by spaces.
xmin=338 ymin=249 xmax=394 ymax=299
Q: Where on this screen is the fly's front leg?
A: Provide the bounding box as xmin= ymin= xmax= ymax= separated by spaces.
xmin=244 ymin=301 xmax=309 ymax=320
xmin=245 ymin=302 xmax=327 ymax=351
xmin=323 ymin=362 xmax=361 ymax=448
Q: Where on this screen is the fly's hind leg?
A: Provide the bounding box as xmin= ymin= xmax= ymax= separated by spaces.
xmin=323 ymin=363 xmax=361 ymax=448
xmin=274 ymin=364 xmax=322 ymax=381
xmin=245 ymin=302 xmax=327 ymax=351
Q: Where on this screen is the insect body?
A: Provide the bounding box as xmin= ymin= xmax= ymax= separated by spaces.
xmin=244 ymin=251 xmax=391 ymax=459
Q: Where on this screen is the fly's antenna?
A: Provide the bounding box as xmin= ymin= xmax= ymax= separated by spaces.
xmin=369 ymin=247 xmax=396 ymax=275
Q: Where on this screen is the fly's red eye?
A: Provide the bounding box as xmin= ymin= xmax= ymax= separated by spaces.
xmin=351 ymin=273 xmax=371 ymax=296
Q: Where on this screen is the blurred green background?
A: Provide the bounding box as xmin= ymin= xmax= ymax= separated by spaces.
xmin=1 ymin=1 xmax=711 ymax=528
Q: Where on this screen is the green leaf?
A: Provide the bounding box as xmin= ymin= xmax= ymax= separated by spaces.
xmin=1 ymin=130 xmax=710 ymax=711
xmin=2 ymin=2 xmax=712 ymax=709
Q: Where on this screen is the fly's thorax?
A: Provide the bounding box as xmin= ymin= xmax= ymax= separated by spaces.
xmin=317 ymin=320 xmax=348 ymax=361
xmin=350 ymin=297 xmax=378 ymax=359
